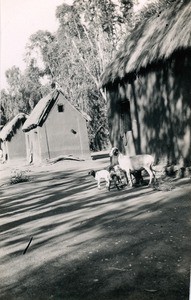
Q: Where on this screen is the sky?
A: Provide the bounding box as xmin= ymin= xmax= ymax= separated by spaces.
xmin=0 ymin=0 xmax=150 ymax=90
xmin=0 ymin=0 xmax=73 ymax=89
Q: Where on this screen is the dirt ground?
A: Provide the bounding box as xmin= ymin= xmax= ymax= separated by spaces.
xmin=0 ymin=157 xmax=191 ymax=300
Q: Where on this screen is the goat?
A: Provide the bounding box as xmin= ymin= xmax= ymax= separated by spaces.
xmin=88 ymin=169 xmax=121 ymax=191
xmin=108 ymin=165 xmax=127 ymax=186
xmin=131 ymin=170 xmax=144 ymax=185
xmin=107 ymin=165 xmax=124 ymax=190
xmin=88 ymin=169 xmax=111 ymax=190
xmin=109 ymin=147 xmax=155 ymax=187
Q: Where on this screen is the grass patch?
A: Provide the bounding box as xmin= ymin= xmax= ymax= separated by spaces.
xmin=152 ymin=177 xmax=176 ymax=191
xmin=10 ymin=169 xmax=30 ymax=184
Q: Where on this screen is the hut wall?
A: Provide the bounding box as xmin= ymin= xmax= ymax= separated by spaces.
xmin=6 ymin=127 xmax=27 ymax=161
xmin=106 ymin=85 xmax=136 ymax=156
xmin=28 ymin=129 xmax=42 ymax=164
xmin=125 ymin=53 xmax=191 ymax=165
xmin=39 ymin=93 xmax=90 ymax=160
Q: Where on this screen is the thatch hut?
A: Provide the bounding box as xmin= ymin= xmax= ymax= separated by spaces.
xmin=0 ymin=113 xmax=28 ymax=162
xmin=22 ymin=89 xmax=91 ymax=163
xmin=100 ymin=1 xmax=191 ymax=166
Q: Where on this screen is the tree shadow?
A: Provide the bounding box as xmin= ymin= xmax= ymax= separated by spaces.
xmin=126 ymin=50 xmax=191 ymax=166
xmin=0 ymin=164 xmax=190 ymax=300
xmin=105 ymin=0 xmax=191 ymax=165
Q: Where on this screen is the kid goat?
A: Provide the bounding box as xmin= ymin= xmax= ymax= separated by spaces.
xmin=109 ymin=147 xmax=155 ymax=187
xmin=88 ymin=170 xmax=110 ymax=190
xmin=88 ymin=169 xmax=121 ymax=191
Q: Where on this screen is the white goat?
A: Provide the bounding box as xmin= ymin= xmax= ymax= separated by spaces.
xmin=89 ymin=168 xmax=122 ymax=190
xmin=88 ymin=169 xmax=111 ymax=190
xmin=110 ymin=147 xmax=155 ymax=187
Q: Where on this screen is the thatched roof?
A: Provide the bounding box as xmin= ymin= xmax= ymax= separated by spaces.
xmin=22 ymin=91 xmax=56 ymax=132
xmin=100 ymin=1 xmax=191 ymax=87
xmin=0 ymin=113 xmax=27 ymax=141
xmin=22 ymin=89 xmax=91 ymax=132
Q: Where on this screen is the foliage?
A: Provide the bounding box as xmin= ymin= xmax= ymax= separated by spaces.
xmin=25 ymin=30 xmax=59 ymax=80
xmin=1 ymin=64 xmax=43 ymax=120
xmin=54 ymin=1 xmax=126 ymax=150
xmin=0 ymin=105 xmax=7 ymax=127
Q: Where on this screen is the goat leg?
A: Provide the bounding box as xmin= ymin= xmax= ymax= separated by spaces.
xmin=115 ymin=182 xmax=120 ymax=190
xmin=97 ymin=179 xmax=101 ymax=189
xmin=144 ymin=167 xmax=154 ymax=186
xmin=107 ymin=180 xmax=111 ymax=191
xmin=113 ymin=176 xmax=121 ymax=190
xmin=126 ymin=171 xmax=133 ymax=187
xmin=121 ymin=170 xmax=128 ymax=186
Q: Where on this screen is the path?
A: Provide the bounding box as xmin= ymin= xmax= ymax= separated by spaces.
xmin=0 ymin=158 xmax=191 ymax=299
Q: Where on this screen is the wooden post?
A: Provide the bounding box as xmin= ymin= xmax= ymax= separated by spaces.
xmin=44 ymin=123 xmax=51 ymax=159
xmin=77 ymin=117 xmax=83 ymax=157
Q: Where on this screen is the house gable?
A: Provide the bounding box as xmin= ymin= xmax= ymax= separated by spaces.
xmin=23 ymin=89 xmax=90 ymax=161
xmin=42 ymin=92 xmax=85 ymax=142
xmin=36 ymin=91 xmax=90 ymax=160
xmin=22 ymin=89 xmax=90 ymax=133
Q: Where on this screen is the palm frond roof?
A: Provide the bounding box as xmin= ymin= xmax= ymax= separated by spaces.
xmin=0 ymin=113 xmax=27 ymax=141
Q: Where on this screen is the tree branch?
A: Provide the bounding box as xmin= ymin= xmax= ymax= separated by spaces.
xmin=72 ymin=39 xmax=99 ymax=87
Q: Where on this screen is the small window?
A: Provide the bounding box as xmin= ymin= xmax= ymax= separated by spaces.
xmin=57 ymin=104 xmax=64 ymax=112
xmin=71 ymin=129 xmax=77 ymax=135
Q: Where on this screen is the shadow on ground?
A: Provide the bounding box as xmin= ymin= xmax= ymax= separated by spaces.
xmin=0 ymin=161 xmax=191 ymax=300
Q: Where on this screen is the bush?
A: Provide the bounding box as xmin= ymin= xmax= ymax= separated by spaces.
xmin=10 ymin=169 xmax=30 ymax=184
xmin=152 ymin=177 xmax=175 ymax=191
